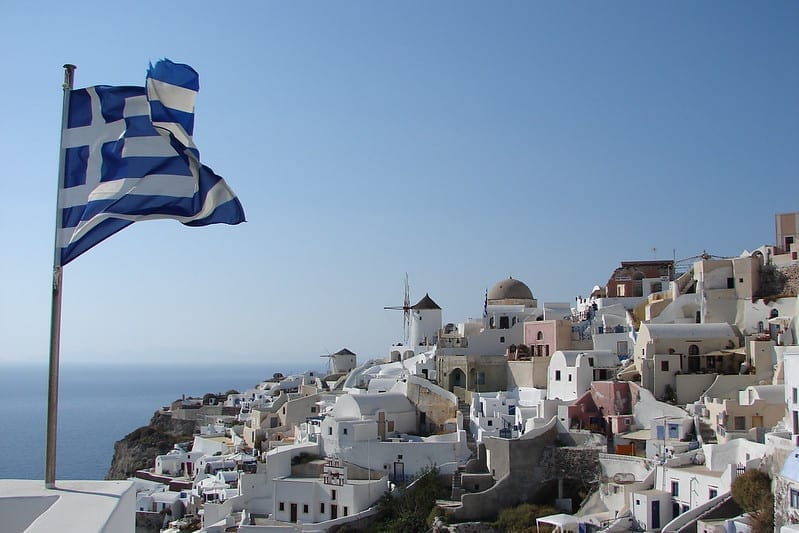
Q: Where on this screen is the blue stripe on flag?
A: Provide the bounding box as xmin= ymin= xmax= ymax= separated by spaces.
xmin=123 ymin=115 xmax=159 ymax=137
xmin=147 ymin=59 xmax=199 ymax=91
xmin=61 ymin=219 xmax=133 ymax=265
xmin=149 ymin=100 xmax=194 ymax=136
xmin=184 ymin=164 xmax=246 ymax=226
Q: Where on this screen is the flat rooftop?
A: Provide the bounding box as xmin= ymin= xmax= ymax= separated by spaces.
xmin=0 ymin=479 xmax=134 ymax=533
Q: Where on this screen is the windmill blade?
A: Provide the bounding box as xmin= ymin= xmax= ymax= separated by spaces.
xmin=403 ymin=273 xmax=410 ymax=344
xmin=319 ymin=351 xmax=334 ymax=374
xmin=384 ymin=273 xmax=412 ymax=344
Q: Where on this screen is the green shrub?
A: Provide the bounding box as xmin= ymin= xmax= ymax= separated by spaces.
xmin=371 ymin=467 xmax=447 ymax=532
xmin=731 ymin=469 xmax=774 ymax=533
xmin=493 ymin=503 xmax=559 ymax=533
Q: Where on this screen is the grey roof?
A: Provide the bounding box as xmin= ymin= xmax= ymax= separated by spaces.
xmin=488 ymin=277 xmax=534 ymax=301
xmin=412 ymin=294 xmax=441 ymax=310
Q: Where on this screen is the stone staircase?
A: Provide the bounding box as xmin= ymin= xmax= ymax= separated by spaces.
xmin=458 ymin=400 xmax=478 ymax=455
xmin=697 ymin=419 xmax=717 ymax=444
xmin=450 ymin=466 xmax=464 ymax=500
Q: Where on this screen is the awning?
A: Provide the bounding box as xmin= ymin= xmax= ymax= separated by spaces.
xmin=536 ymin=513 xmax=581 ymax=532
xmin=619 ymin=429 xmax=652 ymax=441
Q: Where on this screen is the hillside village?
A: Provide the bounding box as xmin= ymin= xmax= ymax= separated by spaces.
xmin=126 ymin=212 xmax=799 ymax=533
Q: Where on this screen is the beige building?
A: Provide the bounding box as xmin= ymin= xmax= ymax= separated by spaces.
xmin=777 ymin=212 xmax=799 ymax=255
xmin=702 ymin=384 xmax=785 ymax=443
xmin=436 ymin=354 xmax=508 ymax=402
xmin=634 ymin=323 xmax=742 ymax=400
xmin=391 ymin=375 xmax=458 ymax=434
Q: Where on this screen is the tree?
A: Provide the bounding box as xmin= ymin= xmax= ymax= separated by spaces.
xmin=730 ymin=469 xmax=774 ymax=533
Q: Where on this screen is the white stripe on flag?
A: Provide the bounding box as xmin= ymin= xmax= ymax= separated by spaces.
xmin=86 ymin=176 xmax=197 ymax=201
xmin=146 ymin=78 xmax=196 ymax=113
xmin=121 ymin=136 xmax=180 ymax=158
xmin=152 ymin=121 xmax=194 ymax=150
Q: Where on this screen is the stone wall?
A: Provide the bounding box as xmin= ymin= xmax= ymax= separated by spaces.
xmin=451 ymin=425 xmax=560 ymax=521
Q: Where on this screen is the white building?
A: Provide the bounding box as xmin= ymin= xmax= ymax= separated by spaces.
xmin=784 ymin=346 xmax=799 ymax=446
xmin=272 ymin=457 xmax=387 ymax=525
xmin=437 ymin=277 xmax=542 ymax=356
xmin=547 ymin=350 xmax=619 ymax=401
xmin=319 ymin=392 xmax=468 ymax=478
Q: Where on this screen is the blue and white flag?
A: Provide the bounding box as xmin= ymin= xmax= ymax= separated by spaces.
xmin=57 ymin=59 xmax=245 ymax=266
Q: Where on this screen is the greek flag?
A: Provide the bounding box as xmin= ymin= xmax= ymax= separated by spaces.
xmin=57 ymin=59 xmax=245 ymax=266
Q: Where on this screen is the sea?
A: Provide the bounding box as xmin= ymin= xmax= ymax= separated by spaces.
xmin=0 ymin=361 xmax=314 ymax=480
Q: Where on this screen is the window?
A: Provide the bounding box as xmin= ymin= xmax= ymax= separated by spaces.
xmin=344 ymin=506 xmax=349 ymax=516
xmin=671 ymin=481 xmax=679 ymax=497
xmin=568 ymin=373 xmax=572 ymax=382
xmin=311 ymin=407 xmax=317 ymax=413
xmin=500 ymin=336 xmax=505 ymax=343
xmin=588 ymin=357 xmax=594 ymax=366
xmin=661 ymin=361 xmax=670 ymax=372
xmin=790 ymin=488 xmax=799 ymax=508
xmin=279 ymin=502 xmax=285 ymax=511
xmin=332 ymin=490 xmax=337 ymax=501
xmin=343 ymin=428 xmax=348 ymax=435
xmin=793 ymin=388 xmax=797 ymax=404
xmin=617 ymin=285 xmax=626 ymax=297
xmin=478 ymin=372 xmax=486 ymax=385
xmin=320 ymin=503 xmax=325 ymax=513
xmin=303 ymin=504 xmax=309 ymax=514
xmin=537 ymin=331 xmax=544 ymax=341
xmin=555 ymin=370 xmax=561 ymax=381
xmin=617 ymin=341 xmax=628 ymax=356
xmin=709 ymin=488 xmax=718 ymax=499
xmin=328 ymin=427 xmax=332 ymax=435
xmin=734 ymin=416 xmax=746 ymax=430
xmin=727 ymin=277 xmax=735 ymax=289
xmin=487 ymin=420 xmax=493 ymax=427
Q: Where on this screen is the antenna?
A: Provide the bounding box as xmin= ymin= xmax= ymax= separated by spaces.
xmin=384 ymin=273 xmax=411 ymax=344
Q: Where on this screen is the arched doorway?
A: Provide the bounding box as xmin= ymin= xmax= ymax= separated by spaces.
xmin=450 ymin=368 xmax=465 ymax=392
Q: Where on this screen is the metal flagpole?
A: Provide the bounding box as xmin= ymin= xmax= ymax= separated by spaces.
xmin=45 ymin=63 xmax=76 ymax=488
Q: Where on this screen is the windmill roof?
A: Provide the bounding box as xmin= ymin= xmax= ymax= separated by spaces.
xmin=412 ymin=294 xmax=441 ymax=310
xmin=334 ymin=348 xmax=356 ymax=356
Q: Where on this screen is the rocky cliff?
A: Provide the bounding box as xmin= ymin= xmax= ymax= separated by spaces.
xmin=106 ymin=410 xmax=196 ymax=480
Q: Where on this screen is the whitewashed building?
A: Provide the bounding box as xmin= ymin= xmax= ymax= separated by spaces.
xmin=547 ymin=350 xmax=619 ymax=401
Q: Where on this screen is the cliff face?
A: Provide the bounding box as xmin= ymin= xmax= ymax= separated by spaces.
xmin=106 ymin=410 xmax=196 ymax=480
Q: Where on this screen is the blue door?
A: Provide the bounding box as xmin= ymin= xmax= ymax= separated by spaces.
xmin=652 ymin=500 xmax=660 ymax=529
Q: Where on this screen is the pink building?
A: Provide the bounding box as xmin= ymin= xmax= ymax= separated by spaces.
xmin=521 ymin=319 xmax=573 ymax=359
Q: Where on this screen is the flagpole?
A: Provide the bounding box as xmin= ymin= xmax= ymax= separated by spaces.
xmin=45 ymin=63 xmax=75 ymax=488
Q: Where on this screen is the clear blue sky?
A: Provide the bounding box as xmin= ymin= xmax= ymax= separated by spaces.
xmin=1 ymin=1 xmax=797 ymax=367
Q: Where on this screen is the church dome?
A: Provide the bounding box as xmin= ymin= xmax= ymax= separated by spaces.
xmin=488 ymin=277 xmax=534 ymax=302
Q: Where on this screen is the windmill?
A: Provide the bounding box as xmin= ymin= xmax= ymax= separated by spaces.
xmin=384 ymin=273 xmax=411 ymax=344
